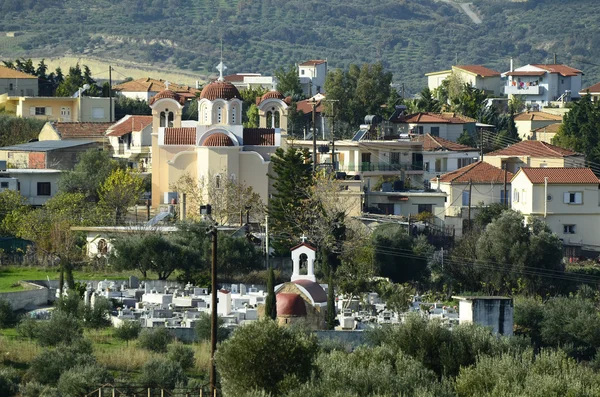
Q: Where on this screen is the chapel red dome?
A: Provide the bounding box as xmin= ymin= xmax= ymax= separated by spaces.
xmin=276 ymin=293 xmax=307 ymax=317
xmin=202 ymin=133 xmax=234 ymax=147
xmin=200 ymin=81 xmax=241 ymax=101
xmin=260 ymin=90 xmax=285 ymax=102
xmin=149 ymin=90 xmax=186 ymax=105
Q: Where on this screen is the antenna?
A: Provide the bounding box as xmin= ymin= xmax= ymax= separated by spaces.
xmin=216 ymin=40 xmax=226 ymax=82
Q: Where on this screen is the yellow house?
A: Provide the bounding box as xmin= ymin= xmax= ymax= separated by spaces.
xmin=0 ymin=94 xmax=113 ymax=122
xmin=150 ymin=79 xmax=288 ymax=213
xmin=511 ymin=167 xmax=600 ymax=257
xmin=425 ymin=65 xmax=503 ymax=96
xmin=484 ymin=140 xmax=584 ymax=174
xmin=513 ymin=111 xmax=563 ymax=140
xmin=531 ymin=123 xmax=561 ymax=144
xmin=38 ymin=121 xmax=112 ymax=147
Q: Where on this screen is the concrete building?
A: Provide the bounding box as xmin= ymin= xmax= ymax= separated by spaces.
xmin=0 ymin=94 xmax=113 ymax=122
xmin=0 ymin=140 xmax=97 ymax=170
xmin=224 ymin=73 xmax=275 ymax=91
xmin=579 ymin=82 xmax=600 ymax=102
xmin=503 ymin=64 xmax=583 ymax=107
xmin=513 ymin=111 xmax=563 ymax=141
xmin=0 ymin=65 xmax=38 ymax=96
xmin=0 ymin=166 xmax=62 ymax=205
xmin=531 ymin=123 xmax=562 ymax=144
xmin=390 ymin=112 xmax=477 ymax=143
xmin=112 ymin=77 xmax=200 ymax=102
xmin=510 ymin=167 xmax=600 ymax=257
xmin=484 ymin=140 xmax=585 ymax=174
xmin=454 ymin=296 xmax=513 ymax=336
xmin=298 ymin=60 xmax=327 ymax=97
xmin=413 ymin=134 xmax=479 ymax=183
xmin=106 ymin=115 xmax=153 ymax=170
xmin=426 ymin=65 xmax=503 ymax=96
xmin=38 ymin=121 xmax=112 ymax=146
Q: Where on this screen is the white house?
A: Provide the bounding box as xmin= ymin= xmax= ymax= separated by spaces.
xmin=434 ymin=161 xmax=513 ymax=236
xmin=0 ymin=65 xmax=38 ymax=96
xmin=503 ymin=64 xmax=583 ymax=107
xmin=426 ymin=65 xmax=503 ymax=96
xmin=112 ymin=77 xmax=200 ymax=102
xmin=106 ymin=115 xmax=153 ymax=170
xmin=510 ymin=167 xmax=600 ymax=257
xmin=413 ymin=134 xmax=479 ymax=183
xmin=224 ymin=73 xmax=275 ymax=91
xmin=391 ymin=112 xmax=477 ymax=142
xmin=0 ymin=167 xmax=61 ymax=205
xmin=298 ymin=60 xmax=327 ymax=97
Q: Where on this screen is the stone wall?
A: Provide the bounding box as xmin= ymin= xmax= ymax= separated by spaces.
xmin=0 ymin=283 xmax=54 ymax=311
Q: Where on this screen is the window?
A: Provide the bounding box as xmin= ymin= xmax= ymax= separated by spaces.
xmin=231 ymin=105 xmax=236 ymax=123
xmin=97 ymin=239 xmax=108 ymax=255
xmin=301 ymin=70 xmax=305 ymax=75
xmin=513 ymin=188 xmax=519 ymax=203
xmin=547 ymin=194 xmax=553 ymax=202
xmin=390 ymin=152 xmax=400 ymax=164
xmin=563 ymin=225 xmax=576 ymax=234
xmin=0 ymin=182 xmax=8 ymax=188
xmin=418 ymin=204 xmax=433 ymax=213
xmin=35 ymin=107 xmax=46 ymax=115
xmin=462 ymin=191 xmax=470 ymax=206
xmin=521 ymin=189 xmax=527 ymax=204
xmin=564 ymin=192 xmax=583 ymax=204
xmin=37 ymin=182 xmax=51 ymax=196
xmin=215 ymin=175 xmax=221 ymax=189
xmin=417 ymin=126 xmax=424 ymax=134
xmin=92 ymin=107 xmax=105 ymax=119
xmin=500 ymin=190 xmax=508 ymax=205
xmin=9 ymin=83 xmax=13 ymax=91
xmin=458 ymin=158 xmax=474 ymax=168
xmin=361 ymin=153 xmax=371 ymax=163
xmin=430 ymin=126 xmax=440 ymax=137
xmin=217 ymin=106 xmax=222 ymax=123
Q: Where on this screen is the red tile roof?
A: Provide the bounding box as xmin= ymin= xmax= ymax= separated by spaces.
xmin=532 ymin=123 xmax=562 ymax=134
xmin=455 ymin=65 xmax=500 ymax=77
xmin=514 ymin=111 xmax=563 ymax=121
xmin=530 ymin=64 xmax=582 ymax=77
xmin=515 ymin=167 xmax=599 ymax=184
xmin=296 ymin=99 xmax=323 ymax=114
xmin=51 ymin=122 xmax=112 ymax=139
xmin=439 ymin=161 xmax=512 ymax=183
xmin=243 ymin=128 xmax=275 ymax=145
xmin=579 ymin=82 xmax=600 ymax=94
xmin=106 ymin=116 xmax=152 ymax=137
xmin=149 ymin=90 xmax=187 ymax=106
xmin=396 ymin=112 xmax=476 ymax=124
xmin=486 ymin=140 xmax=578 ymax=158
xmin=164 ymin=127 xmax=196 ymax=145
xmin=203 ymin=133 xmax=234 ymax=147
xmin=505 ymin=71 xmax=546 ymax=77
xmin=299 ymin=60 xmax=326 ymax=66
xmin=413 ymin=134 xmax=476 ymax=152
xmin=292 ymin=280 xmax=327 ymax=303
xmin=224 ymin=73 xmax=261 ymax=82
xmin=0 ymin=65 xmax=38 ymax=79
xmin=113 ymin=77 xmax=200 ymax=94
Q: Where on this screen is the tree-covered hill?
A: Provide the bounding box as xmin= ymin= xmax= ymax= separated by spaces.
xmin=0 ymin=0 xmax=599 ymax=94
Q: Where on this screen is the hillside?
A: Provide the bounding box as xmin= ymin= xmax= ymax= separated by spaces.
xmin=0 ymin=0 xmax=599 ymax=94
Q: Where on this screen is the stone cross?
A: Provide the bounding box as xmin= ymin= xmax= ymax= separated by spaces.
xmin=165 ymin=80 xmax=170 ymax=90
xmin=216 ymin=62 xmax=227 ymax=82
xmin=300 ymin=234 xmax=308 ymax=243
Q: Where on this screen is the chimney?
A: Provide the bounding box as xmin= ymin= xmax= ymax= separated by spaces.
xmin=510 ymin=58 xmax=514 ymax=72
xmin=195 ymin=80 xmax=200 ymax=89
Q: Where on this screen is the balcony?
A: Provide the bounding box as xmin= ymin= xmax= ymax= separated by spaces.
xmin=339 ymin=162 xmax=424 ymax=173
xmin=504 ymin=85 xmax=541 ymax=95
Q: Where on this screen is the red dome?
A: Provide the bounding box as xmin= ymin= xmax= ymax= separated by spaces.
xmin=149 ymin=90 xmax=186 ymax=105
xmin=276 ymin=293 xmax=307 ymax=317
xmin=200 ymin=81 xmax=241 ymax=101
xmin=260 ymin=90 xmax=285 ymax=102
xmin=203 ymin=133 xmax=234 ymax=147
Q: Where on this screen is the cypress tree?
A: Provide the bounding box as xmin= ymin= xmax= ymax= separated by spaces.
xmin=265 ymin=266 xmax=277 ymax=320
xmin=326 ymin=272 xmax=336 ymax=330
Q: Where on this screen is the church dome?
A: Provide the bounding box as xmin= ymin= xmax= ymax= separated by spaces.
xmin=277 ymin=293 xmax=307 ymax=317
xmin=260 ymin=90 xmax=285 ymax=102
xmin=149 ymin=90 xmax=186 ymax=105
xmin=200 ymin=81 xmax=241 ymax=101
xmin=203 ymin=133 xmax=234 ymax=147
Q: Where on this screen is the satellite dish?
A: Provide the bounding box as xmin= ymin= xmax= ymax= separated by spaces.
xmin=83 ymin=84 xmax=91 ymax=91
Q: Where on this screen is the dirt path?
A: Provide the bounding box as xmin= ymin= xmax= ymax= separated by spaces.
xmin=438 ymin=0 xmax=483 ymax=25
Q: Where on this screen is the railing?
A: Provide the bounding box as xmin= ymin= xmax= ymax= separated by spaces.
xmin=504 ymin=85 xmax=541 ymax=95
xmin=338 ymin=162 xmax=424 ymax=172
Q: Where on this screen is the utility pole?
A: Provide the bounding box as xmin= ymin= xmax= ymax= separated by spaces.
xmin=480 ymin=130 xmax=484 ymax=161
xmin=324 ymin=99 xmax=339 ymax=171
xmin=503 ymin=164 xmax=508 ymax=207
xmin=467 ymin=179 xmax=472 ymax=231
xmin=554 ymin=53 xmax=557 ymax=64
xmin=109 ymin=65 xmax=113 ymax=122
xmin=265 ymin=215 xmax=269 ymax=269
xmin=201 ymin=205 xmax=218 ymax=395
xmin=309 ymin=99 xmax=318 ymax=172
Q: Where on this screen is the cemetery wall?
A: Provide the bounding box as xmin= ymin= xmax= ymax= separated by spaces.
xmin=0 ymin=282 xmax=54 ymax=310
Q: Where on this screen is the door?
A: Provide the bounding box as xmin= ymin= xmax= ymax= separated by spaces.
xmin=60 ymin=107 xmax=71 ymax=122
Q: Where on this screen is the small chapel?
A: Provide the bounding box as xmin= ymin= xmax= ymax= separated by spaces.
xmin=149 ymin=62 xmax=290 ymax=210
xmin=273 ymin=240 xmax=329 ymax=330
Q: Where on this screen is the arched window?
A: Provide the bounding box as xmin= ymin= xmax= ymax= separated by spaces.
xmin=97 ymin=239 xmax=108 ymax=255
xmin=167 ymin=111 xmax=174 ymax=127
xmin=217 ymin=106 xmax=222 ymax=124
xmin=204 ymin=106 xmax=208 ymax=124
xmin=215 ymin=174 xmax=221 ymax=189
xmin=160 ymin=111 xmax=166 ymax=127
xmin=231 ymin=105 xmax=236 ymax=124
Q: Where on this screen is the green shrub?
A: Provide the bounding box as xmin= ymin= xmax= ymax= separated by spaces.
xmin=28 ymin=339 xmax=95 ymax=385
xmin=17 ymin=317 xmax=39 ymax=339
xmin=0 ymin=299 xmax=18 ymax=328
xmin=138 ymin=327 xmax=173 ymax=353
xmin=113 ymin=320 xmax=141 ymax=345
xmin=215 ymin=320 xmax=318 ymax=396
xmin=19 ymin=381 xmax=60 ymax=397
xmin=167 ymin=343 xmax=195 ymax=370
xmin=195 ymin=312 xmax=230 ymax=342
xmin=138 ymin=358 xmax=186 ymax=391
xmin=35 ymin=311 xmax=83 ymax=347
xmin=0 ymin=366 xmax=20 ymax=396
xmin=57 ymin=364 xmax=113 ymax=397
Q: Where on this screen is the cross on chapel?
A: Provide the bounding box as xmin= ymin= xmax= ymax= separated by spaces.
xmin=164 ymin=80 xmax=170 ymax=90
xmin=216 ymin=62 xmax=227 ymax=82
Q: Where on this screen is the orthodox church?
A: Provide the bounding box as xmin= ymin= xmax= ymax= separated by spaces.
xmin=149 ymin=64 xmax=290 ymax=210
